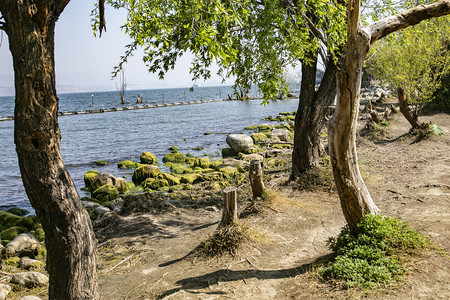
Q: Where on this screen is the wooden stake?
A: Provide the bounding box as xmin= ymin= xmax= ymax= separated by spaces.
xmin=219 ymin=187 xmax=238 ymax=228
xmin=249 ymin=159 xmax=265 ymax=200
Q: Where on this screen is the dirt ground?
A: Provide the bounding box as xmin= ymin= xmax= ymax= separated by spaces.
xmin=97 ymin=113 xmax=450 ymax=300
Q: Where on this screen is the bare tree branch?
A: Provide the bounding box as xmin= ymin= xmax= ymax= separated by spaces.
xmin=368 ymin=0 xmax=450 ymax=45
xmin=300 ymin=11 xmax=328 ymax=47
xmin=99 ymin=0 xmax=106 ymax=37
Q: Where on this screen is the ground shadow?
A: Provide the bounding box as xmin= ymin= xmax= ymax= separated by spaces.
xmin=156 ymin=254 xmax=332 ymax=299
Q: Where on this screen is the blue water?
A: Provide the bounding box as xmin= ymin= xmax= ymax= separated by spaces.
xmin=0 ymin=86 xmax=298 ymax=213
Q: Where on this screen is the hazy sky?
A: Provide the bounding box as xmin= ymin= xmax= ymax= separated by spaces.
xmin=0 ymin=2 xmax=233 ymax=96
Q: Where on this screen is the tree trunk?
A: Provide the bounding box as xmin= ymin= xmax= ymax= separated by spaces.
xmin=291 ymin=52 xmax=337 ymax=179
xmin=327 ymin=0 xmax=380 ymax=230
xmin=397 ymin=87 xmax=421 ymax=128
xmin=218 ymin=187 xmax=238 ymax=229
xmin=0 ymin=2 xmax=100 ymax=299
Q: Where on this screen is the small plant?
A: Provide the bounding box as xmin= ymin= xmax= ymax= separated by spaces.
xmin=320 ymin=214 xmax=426 ymax=289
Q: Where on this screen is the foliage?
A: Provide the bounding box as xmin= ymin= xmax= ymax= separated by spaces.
xmin=92 ymin=0 xmax=347 ymax=101
xmin=320 ymin=214 xmax=427 ymax=288
xmin=366 ymin=15 xmax=450 ymax=116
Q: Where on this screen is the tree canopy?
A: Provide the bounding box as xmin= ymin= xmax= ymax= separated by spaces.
xmin=367 ymin=15 xmax=450 ymax=115
xmin=93 ymin=0 xmax=347 ymax=100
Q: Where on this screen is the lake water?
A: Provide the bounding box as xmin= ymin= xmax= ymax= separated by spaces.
xmin=0 ymin=86 xmax=299 ymax=213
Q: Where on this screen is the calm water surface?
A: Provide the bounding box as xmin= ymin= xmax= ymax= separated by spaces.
xmin=0 ymin=87 xmax=298 ymax=212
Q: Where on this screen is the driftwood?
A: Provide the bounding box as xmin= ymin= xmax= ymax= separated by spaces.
xmin=366 ymin=100 xmax=381 ymax=123
xmin=249 ymin=159 xmax=264 ymax=200
xmin=218 ymin=187 xmax=238 ymax=228
xmin=397 ymin=87 xmax=421 ymax=128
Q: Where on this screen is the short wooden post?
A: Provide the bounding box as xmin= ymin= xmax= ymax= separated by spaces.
xmin=218 ymin=187 xmax=238 ymax=229
xmin=249 ymin=159 xmax=264 ymax=200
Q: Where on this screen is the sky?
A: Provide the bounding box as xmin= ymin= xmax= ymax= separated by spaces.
xmin=0 ymin=2 xmax=233 ymax=96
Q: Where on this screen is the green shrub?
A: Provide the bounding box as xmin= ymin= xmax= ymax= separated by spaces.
xmin=320 ymin=214 xmax=426 ymax=288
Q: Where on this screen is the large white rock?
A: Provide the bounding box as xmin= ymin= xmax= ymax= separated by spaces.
xmin=269 ymin=129 xmax=290 ymax=141
xmin=4 ymin=233 xmax=40 ymax=257
xmin=0 ymin=284 xmax=11 ymax=300
xmin=20 ymin=257 xmax=44 ymax=270
xmin=10 ymin=272 xmax=48 ymax=287
xmin=226 ymin=134 xmax=254 ymax=153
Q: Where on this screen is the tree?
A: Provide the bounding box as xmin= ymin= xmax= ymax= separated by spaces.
xmin=366 ymin=16 xmax=450 ymax=128
xmin=328 ymin=0 xmax=450 ymax=229
xmin=0 ymin=2 xmax=100 ymax=299
xmin=95 ymin=0 xmax=347 ymax=180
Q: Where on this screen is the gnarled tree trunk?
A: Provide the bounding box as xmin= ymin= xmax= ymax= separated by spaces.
xmin=328 ymin=0 xmax=449 ymax=229
xmin=0 ymin=1 xmax=100 ymax=299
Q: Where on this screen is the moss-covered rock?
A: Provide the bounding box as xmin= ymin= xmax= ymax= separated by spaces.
xmin=186 ymin=157 xmax=196 ymax=166
xmin=14 ymin=217 xmax=34 ymax=231
xmin=163 ymin=151 xmax=186 ymax=163
xmin=218 ymin=166 xmax=239 ymax=178
xmin=84 ymin=170 xmax=99 ymax=189
xmin=194 ymin=157 xmax=210 ymax=169
xmin=143 ymin=178 xmax=169 ymax=191
xmin=168 ymin=146 xmax=179 ymax=151
xmin=0 ymin=211 xmax=22 ymax=228
xmin=221 ymin=148 xmax=236 ymax=158
xmin=118 ymin=160 xmax=139 ymax=169
xmin=257 ymin=124 xmax=272 ymax=132
xmin=132 ymin=165 xmax=162 ymax=185
xmin=251 ymin=133 xmax=267 ymax=143
xmin=6 ymin=207 xmax=30 ymax=217
xmin=159 ymin=173 xmax=181 ymax=186
xmin=33 ymin=228 xmax=45 ymax=242
xmin=94 ymin=160 xmax=109 ymax=166
xmin=180 ymin=174 xmax=202 ymax=184
xmin=286 ymin=115 xmax=296 ymax=121
xmin=0 ymin=226 xmax=27 ymax=241
xmin=140 ymin=152 xmax=158 ymax=164
xmin=170 ymin=164 xmax=192 ymax=174
xmin=243 ymin=147 xmax=258 ymax=154
xmin=244 ymin=125 xmax=258 ymax=130
xmin=92 ymin=184 xmax=119 ymax=203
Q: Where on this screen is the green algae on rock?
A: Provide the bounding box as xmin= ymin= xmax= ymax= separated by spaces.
xmin=118 ymin=160 xmax=139 ymax=169
xmin=132 ymin=165 xmax=162 ymax=185
xmin=163 ymin=151 xmax=187 ymax=163
xmin=84 ymin=170 xmax=99 ymax=189
xmin=140 ymin=152 xmax=158 ymax=164
xmin=92 ymin=184 xmax=119 ymax=203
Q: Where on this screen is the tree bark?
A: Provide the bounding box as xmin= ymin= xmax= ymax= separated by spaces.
xmin=327 ymin=0 xmax=449 ymax=229
xmin=327 ymin=0 xmax=381 ymax=230
xmin=219 ymin=188 xmax=238 ymax=229
xmin=0 ymin=2 xmax=100 ymax=299
xmin=291 ymin=51 xmax=337 ymax=179
xmin=397 ymin=87 xmax=421 ymax=128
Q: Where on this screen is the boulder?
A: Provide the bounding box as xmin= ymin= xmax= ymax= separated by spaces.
xmin=142 ymin=178 xmax=169 ymax=190
xmin=180 ymin=174 xmax=202 ymax=184
xmin=118 ymin=160 xmax=139 ymax=169
xmin=0 ymin=211 xmax=22 ymax=228
xmin=10 ymin=272 xmax=48 ymax=287
xmin=159 ymin=173 xmax=181 ymax=186
xmin=92 ymin=184 xmax=119 ymax=203
xmin=163 ymin=151 xmax=186 ymax=163
xmin=1 ymin=226 xmax=27 ymax=242
xmin=110 ymin=197 xmax=124 ymax=214
xmin=241 ymin=154 xmax=264 ymax=163
xmin=6 ymin=207 xmax=30 ymax=217
xmin=221 ymin=148 xmax=236 ymax=158
xmin=132 ymin=165 xmax=162 ymax=185
xmin=140 ymin=152 xmax=158 ymax=164
xmin=269 ymin=129 xmax=290 ymax=141
xmin=218 ymin=158 xmax=250 ymax=170
xmin=95 ymin=206 xmax=111 ymax=218
xmin=4 ymin=233 xmax=40 ymax=257
xmin=251 ymin=133 xmax=268 ymax=143
xmin=193 ymin=157 xmax=210 ymax=169
xmin=0 ymin=284 xmax=11 ymax=300
xmin=83 ymin=170 xmax=99 ymax=189
xmin=226 ymin=134 xmax=254 ymax=153
xmin=91 ymin=173 xmax=126 ymax=192
xmin=20 ymin=258 xmax=44 ymax=270
xmin=81 ymin=200 xmax=100 ymax=208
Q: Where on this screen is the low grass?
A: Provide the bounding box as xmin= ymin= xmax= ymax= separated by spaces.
xmin=318 ymin=214 xmax=427 ymax=289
